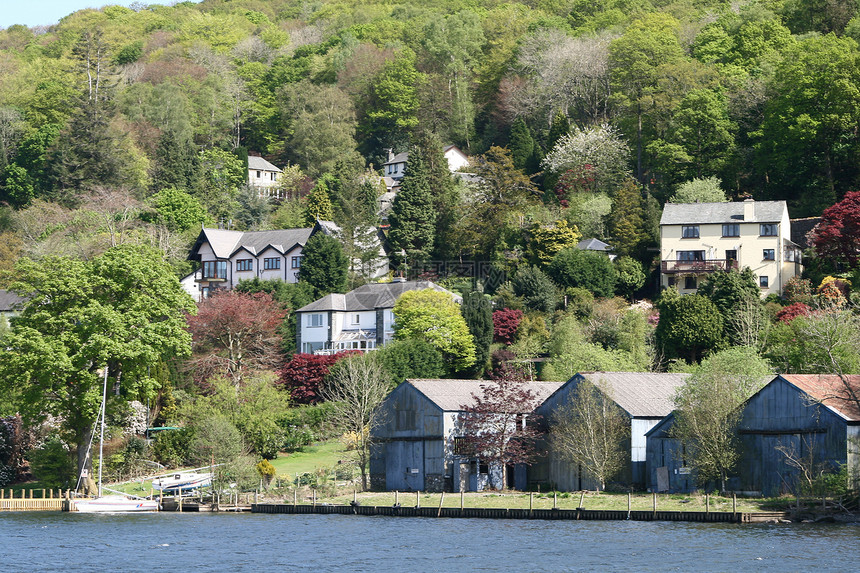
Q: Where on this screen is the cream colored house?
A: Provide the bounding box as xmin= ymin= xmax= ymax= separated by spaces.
xmin=247 ymin=155 xmax=282 ymax=190
xmin=660 ymin=199 xmax=802 ymax=296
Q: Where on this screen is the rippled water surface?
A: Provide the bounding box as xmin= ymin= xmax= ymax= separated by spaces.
xmin=1 ymin=512 xmax=858 ymax=572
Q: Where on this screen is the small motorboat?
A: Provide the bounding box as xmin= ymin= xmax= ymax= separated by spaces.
xmin=72 ymin=495 xmax=159 ymax=513
xmin=152 ymin=469 xmax=213 ymax=493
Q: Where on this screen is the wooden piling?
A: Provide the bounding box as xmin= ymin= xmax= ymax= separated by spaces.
xmin=460 ymin=490 xmax=464 ymax=511
xmin=705 ymin=493 xmax=710 ymax=514
xmin=578 ymin=491 xmax=585 ymax=509
xmin=395 ymin=490 xmax=398 ymax=506
xmin=437 ymin=492 xmax=444 ymax=517
xmin=529 ymin=492 xmax=533 ymax=513
xmin=653 ymin=492 xmax=657 ymax=516
xmin=416 ymin=491 xmax=420 ymax=509
xmin=553 ymin=492 xmax=557 ymax=510
xmin=732 ymin=493 xmax=736 ymax=514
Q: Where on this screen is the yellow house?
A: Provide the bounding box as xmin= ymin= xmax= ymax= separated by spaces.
xmin=660 ymin=199 xmax=802 ymax=296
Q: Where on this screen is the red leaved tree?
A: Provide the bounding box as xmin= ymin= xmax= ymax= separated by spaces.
xmin=776 ymin=302 xmax=811 ymax=323
xmin=278 ymin=351 xmax=360 ymax=404
xmin=186 ymin=291 xmax=287 ymax=385
xmin=459 ymin=375 xmax=543 ymax=490
xmin=811 ymin=190 xmax=860 ymax=268
xmin=493 ymin=308 xmax=523 ymax=344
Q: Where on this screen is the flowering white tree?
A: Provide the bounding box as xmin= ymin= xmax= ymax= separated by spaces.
xmin=542 ymin=124 xmax=632 ymax=196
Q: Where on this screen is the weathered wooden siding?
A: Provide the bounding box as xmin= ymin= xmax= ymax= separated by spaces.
xmin=370 ymin=383 xmax=446 ymax=491
xmin=737 ymin=379 xmax=849 ymax=497
xmin=645 ymin=415 xmax=695 ymax=493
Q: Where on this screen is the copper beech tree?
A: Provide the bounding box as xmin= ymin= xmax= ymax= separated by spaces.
xmin=459 ymin=375 xmax=543 ymax=490
xmin=186 ymin=291 xmax=286 ymax=386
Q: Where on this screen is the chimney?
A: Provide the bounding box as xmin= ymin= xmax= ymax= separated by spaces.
xmin=743 ymin=197 xmax=754 ymax=221
xmin=386 ymin=148 xmax=394 ymax=162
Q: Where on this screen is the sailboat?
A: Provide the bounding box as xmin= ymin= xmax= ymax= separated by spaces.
xmin=70 ymin=367 xmax=159 ymax=513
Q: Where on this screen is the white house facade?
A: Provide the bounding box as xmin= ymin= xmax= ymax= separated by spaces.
xmin=660 ymin=199 xmax=802 ymax=296
xmin=247 ymin=155 xmax=282 ymax=189
xmin=380 ymin=145 xmax=470 ymax=192
xmin=295 ymin=280 xmax=460 ymax=355
xmin=187 ymin=226 xmax=316 ymax=299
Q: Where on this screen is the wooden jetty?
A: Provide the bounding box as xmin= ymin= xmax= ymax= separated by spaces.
xmin=0 ymin=489 xmax=68 ymax=511
xmin=252 ymin=503 xmax=790 ymax=523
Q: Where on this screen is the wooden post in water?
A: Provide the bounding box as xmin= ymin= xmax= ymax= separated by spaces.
xmin=553 ymin=492 xmax=557 ymax=510
xmin=416 ymin=491 xmax=420 ymax=509
xmin=705 ymin=493 xmax=710 ymax=514
xmin=529 ymin=492 xmax=533 ymax=513
xmin=460 ymin=490 xmax=464 ymax=511
xmin=627 ymin=492 xmax=631 ymax=517
xmin=578 ymin=491 xmax=585 ymax=509
xmin=653 ymin=492 xmax=657 ymax=516
xmin=437 ymin=492 xmax=444 ymax=517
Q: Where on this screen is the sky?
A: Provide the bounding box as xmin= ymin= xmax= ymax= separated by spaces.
xmin=0 ymin=1 xmax=196 ymax=29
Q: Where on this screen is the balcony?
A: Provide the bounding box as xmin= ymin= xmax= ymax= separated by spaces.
xmin=661 ymin=259 xmax=739 ymax=274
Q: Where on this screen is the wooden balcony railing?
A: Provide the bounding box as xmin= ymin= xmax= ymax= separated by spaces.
xmin=661 ymin=259 xmax=739 ymax=273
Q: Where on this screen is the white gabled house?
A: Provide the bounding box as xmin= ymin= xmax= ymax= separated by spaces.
xmin=379 ymin=145 xmax=470 ymax=192
xmin=247 ymin=155 xmax=282 ymax=189
xmin=295 ymin=279 xmax=460 ymax=355
xmin=187 ymin=226 xmax=317 ymax=298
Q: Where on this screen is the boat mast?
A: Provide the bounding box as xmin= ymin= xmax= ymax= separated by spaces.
xmin=97 ymin=366 xmax=108 ymax=498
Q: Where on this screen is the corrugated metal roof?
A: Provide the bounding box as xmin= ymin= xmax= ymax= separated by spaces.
xmin=660 ymin=201 xmax=787 ymax=225
xmin=0 ymin=289 xmax=25 ymax=312
xmin=296 ymin=280 xmax=461 ymax=313
xmin=781 ymin=374 xmax=860 ymax=422
xmin=407 ymin=379 xmax=565 ymax=412
xmin=248 ymin=156 xmax=282 ymax=172
xmin=576 ymin=372 xmax=690 ymax=417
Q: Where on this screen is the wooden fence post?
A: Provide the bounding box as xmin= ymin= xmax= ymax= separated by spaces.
xmin=627 ymin=492 xmax=631 ymax=517
xmin=460 ymin=490 xmax=464 ymax=511
xmin=437 ymin=492 xmax=444 ymax=517
xmin=732 ymin=493 xmax=736 ymax=514
xmin=705 ymin=493 xmax=709 ymax=514
xmin=529 ymin=492 xmax=533 ymax=513
xmin=395 ymin=490 xmax=398 ymax=506
xmin=416 ymin=491 xmax=420 ymax=509
xmin=653 ymin=492 xmax=657 ymax=516
xmin=578 ymin=491 xmax=585 ymax=509
xmin=553 ymin=492 xmax=557 ymax=509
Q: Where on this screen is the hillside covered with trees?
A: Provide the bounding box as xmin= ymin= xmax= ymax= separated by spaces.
xmin=3 ymin=0 xmax=860 ymax=494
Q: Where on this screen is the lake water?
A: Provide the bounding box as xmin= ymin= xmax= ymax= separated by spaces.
xmin=1 ymin=512 xmax=857 ymax=572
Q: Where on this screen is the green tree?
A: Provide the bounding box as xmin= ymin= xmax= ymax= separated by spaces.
xmin=548 ymin=247 xmax=616 ymax=299
xmin=299 ymin=232 xmax=348 ymax=298
xmin=509 ymin=117 xmax=540 ymax=174
xmin=698 ymin=269 xmax=762 ymax=345
xmin=146 ymin=187 xmax=210 ymax=233
xmin=511 ymin=265 xmax=558 ymax=313
xmin=550 ymin=378 xmax=630 ymax=491
xmin=0 ymin=245 xmax=194 ymax=492
xmin=393 ymin=289 xmax=476 ymax=373
xmin=461 ymin=291 xmax=493 ymax=376
xmin=359 ymin=50 xmax=421 ymax=159
xmin=655 ymin=291 xmax=724 ymax=363
xmin=303 ymin=181 xmax=334 ymax=226
xmin=671 ymin=176 xmax=727 ymax=204
xmin=614 ymin=256 xmax=646 ymax=299
xmin=376 ymin=339 xmax=446 ymax=387
xmin=673 ymin=346 xmax=772 ymax=492
xmin=609 ymin=179 xmax=648 ymax=258
xmin=528 ymin=220 xmax=581 ymax=267
xmin=388 ymin=147 xmax=436 ymax=267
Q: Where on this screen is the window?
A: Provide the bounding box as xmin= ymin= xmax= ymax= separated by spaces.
xmin=763 ymin=249 xmax=775 ymax=260
xmin=264 ymin=257 xmax=280 ymax=270
xmin=677 ymin=251 xmax=705 ymax=261
xmin=722 ymin=223 xmax=739 ymax=237
xmin=236 ymin=259 xmax=252 ymax=272
xmin=291 ymin=256 xmax=301 ymax=269
xmin=681 ymin=225 xmax=700 ymax=238
xmin=759 ymin=276 xmax=769 ymax=288
xmin=351 ymin=313 xmax=360 ymax=325
xmin=684 ymin=276 xmax=697 ymax=290
xmin=256 ymin=170 xmax=261 ymax=178
xmin=309 ymin=314 xmax=324 ymax=327
xmin=760 ymin=223 xmax=778 ymax=236
xmin=202 ymin=260 xmax=227 ymax=280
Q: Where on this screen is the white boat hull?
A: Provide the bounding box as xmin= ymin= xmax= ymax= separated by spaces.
xmin=72 ymin=495 xmax=159 ymax=513
xmin=152 ymin=472 xmax=212 ymax=493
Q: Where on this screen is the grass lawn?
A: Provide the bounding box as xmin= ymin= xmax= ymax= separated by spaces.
xmin=268 ymin=439 xmax=349 ymax=478
xmin=266 ymin=490 xmax=775 ymax=513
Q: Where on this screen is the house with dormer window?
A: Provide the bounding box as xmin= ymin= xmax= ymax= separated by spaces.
xmin=187 ymin=226 xmax=318 ymax=299
xmin=660 ymin=199 xmax=802 ymax=296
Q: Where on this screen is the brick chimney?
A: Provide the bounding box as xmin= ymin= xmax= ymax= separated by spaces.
xmin=743 ymin=197 xmax=755 ymax=221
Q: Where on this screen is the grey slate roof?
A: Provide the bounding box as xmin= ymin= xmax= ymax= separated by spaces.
xmin=660 ymin=201 xmax=787 ymax=226
xmin=407 ymin=379 xmax=565 ymax=412
xmin=575 ymin=372 xmax=689 ymax=418
xmin=297 ymin=280 xmax=461 ymax=313
xmin=382 ymin=152 xmax=409 ymax=166
xmin=0 ymin=289 xmax=25 ymax=312
xmin=248 ymin=155 xmax=282 ymax=172
xmin=577 ymin=238 xmax=612 ymax=252
xmin=189 ymin=227 xmax=313 ymax=260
